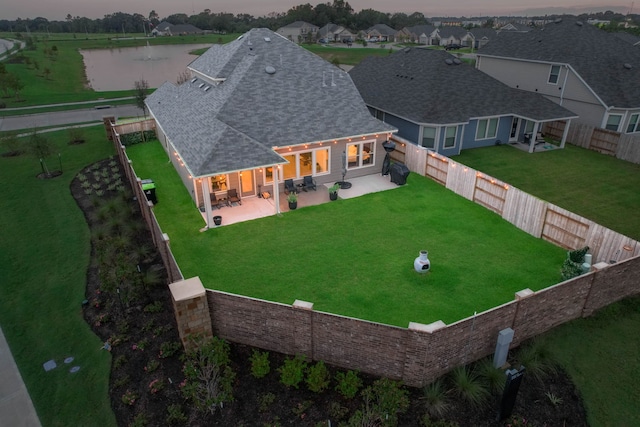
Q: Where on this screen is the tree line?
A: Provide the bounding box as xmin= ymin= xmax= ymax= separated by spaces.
xmin=0 ymin=2 xmax=636 ymax=38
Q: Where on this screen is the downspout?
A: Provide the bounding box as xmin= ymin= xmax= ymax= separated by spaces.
xmin=559 ymin=65 xmax=569 ymax=105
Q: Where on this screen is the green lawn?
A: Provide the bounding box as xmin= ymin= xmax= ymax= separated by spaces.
xmin=0 ymin=126 xmax=116 ymax=427
xmin=126 ymin=140 xmax=566 ymax=327
xmin=543 ymin=296 xmax=640 ymax=427
xmin=455 ymin=144 xmax=640 ymax=241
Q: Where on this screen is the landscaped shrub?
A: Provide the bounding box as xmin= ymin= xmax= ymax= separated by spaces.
xmin=119 ymin=131 xmax=155 ymax=146
xmin=476 ymin=357 xmax=506 ymax=395
xmin=305 ymin=360 xmax=330 ymax=393
xmin=158 ymin=341 xmax=181 ymax=358
xmin=180 ymin=335 xmax=235 ymax=415
xmin=335 ymin=369 xmax=363 ymax=399
xmin=568 ymin=246 xmax=590 ymax=263
xmin=165 ymin=404 xmax=187 ymax=425
xmin=422 ymin=379 xmax=450 ymax=419
xmin=514 ymin=339 xmax=558 ymax=383
xmin=249 ymin=349 xmax=270 ymax=378
xmin=561 ymin=258 xmax=584 ymax=281
xmin=258 ymin=392 xmax=275 ymax=412
xmin=346 ymin=378 xmax=409 ymax=427
xmin=448 ymin=366 xmax=490 ymax=408
xmin=562 ymin=246 xmax=590 ymax=280
xmin=278 ymin=354 xmax=307 ymax=389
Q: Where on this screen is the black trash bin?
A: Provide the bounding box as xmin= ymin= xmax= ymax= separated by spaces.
xmin=390 ymin=163 xmax=410 ymax=185
xmin=141 ymin=179 xmax=157 ymax=204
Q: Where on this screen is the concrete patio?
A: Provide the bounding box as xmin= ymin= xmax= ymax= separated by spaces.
xmin=200 ymin=173 xmax=401 ymax=228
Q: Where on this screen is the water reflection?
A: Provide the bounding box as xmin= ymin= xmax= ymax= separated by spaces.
xmin=80 ymin=43 xmax=211 ymax=91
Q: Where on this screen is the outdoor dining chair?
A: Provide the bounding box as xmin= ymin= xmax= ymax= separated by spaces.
xmin=227 ymin=189 xmax=242 ymax=206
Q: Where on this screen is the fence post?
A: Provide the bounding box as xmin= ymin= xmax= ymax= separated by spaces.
xmin=168 ymin=277 xmax=214 ymax=351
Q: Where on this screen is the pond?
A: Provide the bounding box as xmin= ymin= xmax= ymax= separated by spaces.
xmin=80 ymin=43 xmax=211 ymax=91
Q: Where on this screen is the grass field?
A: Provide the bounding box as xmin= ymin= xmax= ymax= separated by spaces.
xmin=0 ymin=126 xmax=116 ymax=427
xmin=455 ymin=144 xmax=640 ymax=241
xmin=126 ymin=140 xmax=567 ymax=327
xmin=543 ymin=295 xmax=640 ymax=427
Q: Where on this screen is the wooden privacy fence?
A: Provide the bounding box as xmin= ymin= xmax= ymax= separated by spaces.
xmin=556 ymin=121 xmax=640 ymax=164
xmin=403 ymin=147 xmax=640 ymax=264
xmin=107 ymin=121 xmax=184 ymax=283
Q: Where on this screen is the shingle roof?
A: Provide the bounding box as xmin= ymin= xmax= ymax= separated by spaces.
xmin=404 ymin=25 xmax=436 ymax=37
xmin=469 ymin=28 xmax=496 ymax=40
xmin=612 ymin=31 xmax=640 ymax=46
xmin=147 ymin=28 xmax=395 ymax=177
xmin=437 ymin=27 xmax=468 ymax=39
xmin=479 ymin=17 xmax=640 ymax=108
xmin=349 ymin=48 xmax=577 ymax=125
xmin=367 ymin=24 xmax=397 ymax=36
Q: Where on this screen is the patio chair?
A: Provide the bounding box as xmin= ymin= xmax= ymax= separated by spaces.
xmin=302 ymin=175 xmax=316 ymax=191
xmin=227 ymin=188 xmax=242 ymax=206
xmin=284 ymin=179 xmax=297 ymax=194
xmin=210 ymin=192 xmax=227 ymax=209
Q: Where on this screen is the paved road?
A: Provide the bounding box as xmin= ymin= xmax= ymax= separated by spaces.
xmin=0 ymin=105 xmax=142 ymax=132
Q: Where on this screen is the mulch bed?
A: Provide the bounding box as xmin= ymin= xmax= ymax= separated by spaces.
xmin=72 ymin=157 xmax=588 ymax=427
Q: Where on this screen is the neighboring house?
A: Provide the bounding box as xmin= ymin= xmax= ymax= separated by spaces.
xmin=477 ymin=17 xmax=640 ymax=133
xmin=435 ymin=27 xmax=472 ymax=47
xmin=400 ymin=24 xmax=437 ymax=45
xmin=276 ymin=21 xmax=319 ymax=43
xmin=151 ymin=21 xmax=202 ymax=36
xmin=349 ymin=48 xmax=577 ymax=157
xmin=468 ymin=28 xmax=495 ymax=48
xmin=497 ymin=22 xmax=532 ymax=33
xmin=145 ymin=28 xmax=396 ymax=228
xmin=318 ymin=23 xmax=356 ymax=42
xmin=365 ymin=24 xmax=397 ymax=42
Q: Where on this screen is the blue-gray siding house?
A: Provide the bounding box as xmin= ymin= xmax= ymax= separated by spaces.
xmin=349 ymin=48 xmax=577 ymax=157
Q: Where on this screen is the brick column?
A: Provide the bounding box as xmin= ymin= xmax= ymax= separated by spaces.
xmin=169 ymin=277 xmax=213 ymax=351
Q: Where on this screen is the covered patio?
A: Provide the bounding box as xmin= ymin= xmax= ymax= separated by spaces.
xmin=199 ymin=173 xmax=401 ymax=228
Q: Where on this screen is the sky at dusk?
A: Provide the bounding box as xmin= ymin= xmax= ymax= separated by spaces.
xmin=3 ymin=0 xmax=628 ymax=21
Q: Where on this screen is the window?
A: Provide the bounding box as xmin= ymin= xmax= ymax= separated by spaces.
xmin=314 ymin=148 xmax=329 ymax=174
xmin=444 ymin=126 xmax=457 ymax=148
xmin=476 ymin=118 xmax=499 ymax=140
xmin=375 ymin=109 xmax=385 ymax=121
xmin=627 ymin=114 xmax=640 ymax=133
xmin=264 ymin=147 xmax=330 ymax=183
xmin=548 ymin=65 xmax=561 ymax=84
xmin=211 ymin=175 xmax=228 ymax=192
xmin=421 ymin=126 xmax=436 ymax=149
xmin=346 ymin=140 xmax=375 ymax=169
xmin=605 ymin=114 xmax=622 ymax=132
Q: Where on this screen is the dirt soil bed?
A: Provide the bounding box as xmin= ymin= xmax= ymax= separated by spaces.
xmin=73 ymin=157 xmax=588 ymax=427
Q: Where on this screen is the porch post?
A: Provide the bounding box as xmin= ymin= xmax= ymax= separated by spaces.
xmin=200 ymin=178 xmax=212 ymax=229
xmin=273 ymin=166 xmax=281 ymax=215
xmin=529 ymin=122 xmax=540 ymax=153
xmin=560 ymin=120 xmax=570 ymax=149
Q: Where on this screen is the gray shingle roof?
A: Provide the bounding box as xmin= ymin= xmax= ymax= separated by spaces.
xmin=404 ymin=25 xmax=436 ymax=37
xmin=479 ymin=18 xmax=640 ymax=108
xmin=367 ymin=24 xmax=397 ymax=36
xmin=147 ymin=28 xmax=395 ymax=177
xmin=349 ymin=48 xmax=577 ymax=125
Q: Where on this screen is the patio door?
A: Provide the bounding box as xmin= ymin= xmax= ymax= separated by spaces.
xmin=239 ymin=170 xmax=255 ymax=197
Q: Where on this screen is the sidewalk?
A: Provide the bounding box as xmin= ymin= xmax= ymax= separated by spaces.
xmin=0 ymin=326 xmax=42 ymax=427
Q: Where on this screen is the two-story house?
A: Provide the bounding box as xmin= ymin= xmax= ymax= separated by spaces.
xmin=477 ymin=17 xmax=640 ymax=133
